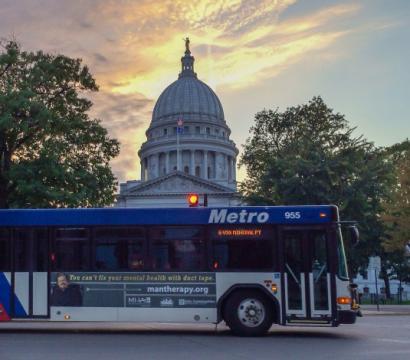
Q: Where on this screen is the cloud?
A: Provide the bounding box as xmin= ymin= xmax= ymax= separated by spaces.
xmin=89 ymin=91 xmax=153 ymax=182
xmin=0 ymin=0 xmax=394 ymax=184
xmin=0 ymin=1 xmax=364 ymax=98
xmin=93 ymin=53 xmax=109 ymax=64
xmin=104 ymin=1 xmax=362 ymax=96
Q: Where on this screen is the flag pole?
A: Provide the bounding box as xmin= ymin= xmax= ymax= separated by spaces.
xmin=177 ymin=123 xmax=180 ymax=171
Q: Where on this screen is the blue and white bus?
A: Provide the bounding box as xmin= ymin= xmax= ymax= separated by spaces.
xmin=0 ymin=205 xmax=359 ymax=336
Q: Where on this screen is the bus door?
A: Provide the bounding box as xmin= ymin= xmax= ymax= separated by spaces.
xmin=11 ymin=228 xmax=49 ymax=318
xmin=281 ymin=227 xmax=333 ymax=323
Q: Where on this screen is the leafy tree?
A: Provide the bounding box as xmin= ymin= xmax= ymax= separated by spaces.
xmin=0 ymin=40 xmax=119 ymax=208
xmin=240 ymin=96 xmax=394 ymax=277
xmin=379 ymin=140 xmax=410 ymax=300
xmin=387 ymin=251 xmax=410 ymax=303
xmin=382 ymin=140 xmax=410 ymax=252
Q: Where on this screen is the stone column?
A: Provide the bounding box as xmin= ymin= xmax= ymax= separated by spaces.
xmin=215 ymin=152 xmax=226 ymax=179
xmin=190 ymin=150 xmax=195 ymax=175
xmin=228 ymin=156 xmax=233 ymax=182
xmin=140 ymin=159 xmax=145 ymax=181
xmin=177 ymin=149 xmax=182 ymax=172
xmin=203 ymin=150 xmax=208 ymax=179
xmin=233 ymin=158 xmax=237 ymax=181
xmin=146 ymin=157 xmax=151 ymax=180
xmin=165 ymin=152 xmax=170 ymax=174
xmin=149 ymin=153 xmax=159 ymax=179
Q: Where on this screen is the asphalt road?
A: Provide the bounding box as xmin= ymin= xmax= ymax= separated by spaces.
xmin=0 ymin=316 xmax=409 ymax=360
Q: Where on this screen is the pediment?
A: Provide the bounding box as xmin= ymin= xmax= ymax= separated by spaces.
xmin=125 ymin=172 xmax=234 ymax=195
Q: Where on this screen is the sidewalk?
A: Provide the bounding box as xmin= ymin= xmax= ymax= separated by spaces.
xmin=360 ymin=304 xmax=410 ymax=316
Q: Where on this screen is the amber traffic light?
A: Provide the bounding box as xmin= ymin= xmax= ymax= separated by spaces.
xmin=188 ymin=193 xmax=199 ymax=207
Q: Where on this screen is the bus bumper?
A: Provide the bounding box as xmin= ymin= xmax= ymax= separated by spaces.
xmin=337 ymin=310 xmax=357 ymax=324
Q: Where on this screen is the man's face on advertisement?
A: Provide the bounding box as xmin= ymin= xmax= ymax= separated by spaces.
xmin=57 ymin=275 xmax=69 ymax=290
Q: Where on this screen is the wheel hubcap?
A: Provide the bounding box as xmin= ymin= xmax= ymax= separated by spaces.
xmin=238 ymin=298 xmax=265 ymax=327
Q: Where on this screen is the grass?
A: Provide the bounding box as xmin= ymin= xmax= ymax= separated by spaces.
xmin=360 ymin=299 xmax=410 ymax=305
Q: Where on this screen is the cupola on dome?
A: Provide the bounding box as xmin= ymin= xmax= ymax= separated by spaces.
xmin=150 ymin=38 xmax=225 ymax=128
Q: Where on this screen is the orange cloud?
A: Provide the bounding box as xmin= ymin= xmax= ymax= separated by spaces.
xmin=0 ymin=0 xmax=369 ymax=183
xmin=109 ymin=2 xmax=360 ymax=98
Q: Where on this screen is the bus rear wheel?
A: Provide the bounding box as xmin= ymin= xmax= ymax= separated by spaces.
xmin=224 ymin=290 xmax=273 ymax=336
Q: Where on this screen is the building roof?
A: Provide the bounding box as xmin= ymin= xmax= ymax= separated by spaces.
xmin=120 ymin=171 xmax=236 ymax=197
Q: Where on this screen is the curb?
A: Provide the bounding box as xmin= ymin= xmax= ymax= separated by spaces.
xmin=362 ymin=311 xmax=410 ymax=316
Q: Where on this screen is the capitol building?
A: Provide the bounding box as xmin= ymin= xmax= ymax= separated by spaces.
xmin=116 ymin=39 xmax=240 ymax=207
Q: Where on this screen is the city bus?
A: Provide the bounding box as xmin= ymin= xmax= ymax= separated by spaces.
xmin=0 ymin=205 xmax=359 ymax=336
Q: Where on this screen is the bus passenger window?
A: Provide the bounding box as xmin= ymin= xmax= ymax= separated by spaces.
xmin=13 ymin=228 xmax=48 ymax=272
xmin=150 ymin=227 xmax=204 ymax=271
xmin=0 ymin=229 xmax=10 ymax=271
xmin=94 ymin=227 xmax=145 ymax=271
xmin=211 ymin=226 xmax=275 ymax=271
xmin=54 ymin=228 xmax=90 ymax=271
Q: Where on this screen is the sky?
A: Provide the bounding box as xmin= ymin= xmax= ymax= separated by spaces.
xmin=1 ymin=0 xmax=409 ymax=184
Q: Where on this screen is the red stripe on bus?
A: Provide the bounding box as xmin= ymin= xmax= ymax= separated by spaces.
xmin=0 ymin=303 xmax=10 ymax=321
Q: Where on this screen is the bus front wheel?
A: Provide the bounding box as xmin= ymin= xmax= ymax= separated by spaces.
xmin=224 ymin=290 xmax=273 ymax=336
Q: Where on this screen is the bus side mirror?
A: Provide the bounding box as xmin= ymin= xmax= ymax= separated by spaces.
xmin=348 ymin=226 xmax=359 ymax=247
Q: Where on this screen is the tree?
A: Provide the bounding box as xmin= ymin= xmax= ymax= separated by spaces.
xmin=385 ymin=251 xmax=410 ymax=303
xmin=379 ymin=140 xmax=410 ymax=300
xmin=382 ymin=140 xmax=410 ymax=252
xmin=240 ymin=96 xmax=394 ymax=276
xmin=0 ymin=41 xmax=119 ymax=208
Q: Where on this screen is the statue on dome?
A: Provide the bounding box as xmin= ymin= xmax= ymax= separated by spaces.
xmin=185 ymin=37 xmax=190 ymax=53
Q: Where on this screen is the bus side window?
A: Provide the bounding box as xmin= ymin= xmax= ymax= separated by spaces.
xmin=54 ymin=228 xmax=90 ymax=271
xmin=0 ymin=229 xmax=10 ymax=271
xmin=94 ymin=227 xmax=145 ymax=271
xmin=13 ymin=228 xmax=48 ymax=272
xmin=210 ymin=226 xmax=275 ymax=271
xmin=149 ymin=227 xmax=205 ymax=271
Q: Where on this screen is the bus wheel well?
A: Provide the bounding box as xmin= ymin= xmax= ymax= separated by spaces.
xmin=219 ymin=285 xmax=280 ymax=325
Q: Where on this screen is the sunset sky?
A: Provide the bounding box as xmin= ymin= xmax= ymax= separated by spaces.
xmin=1 ymin=0 xmax=409 ymax=184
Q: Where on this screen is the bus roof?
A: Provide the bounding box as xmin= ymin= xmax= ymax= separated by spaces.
xmin=0 ymin=206 xmax=338 ymax=227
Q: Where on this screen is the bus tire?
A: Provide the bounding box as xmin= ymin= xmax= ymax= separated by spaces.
xmin=224 ymin=290 xmax=273 ymax=336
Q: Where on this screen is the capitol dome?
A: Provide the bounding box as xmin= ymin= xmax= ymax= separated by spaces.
xmin=149 ymin=41 xmax=226 ymax=130
xmin=137 ymin=38 xmax=238 ymax=191
xmin=151 ymin=76 xmax=225 ymax=126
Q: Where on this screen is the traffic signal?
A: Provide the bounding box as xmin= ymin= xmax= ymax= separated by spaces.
xmin=187 ymin=193 xmax=199 ymax=207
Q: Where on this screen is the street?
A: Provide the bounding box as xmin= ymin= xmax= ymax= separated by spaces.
xmin=0 ymin=315 xmax=409 ymax=360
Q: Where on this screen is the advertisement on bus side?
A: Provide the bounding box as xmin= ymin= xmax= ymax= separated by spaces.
xmin=50 ymin=272 xmax=216 ymax=309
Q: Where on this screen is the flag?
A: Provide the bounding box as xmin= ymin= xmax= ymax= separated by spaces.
xmin=177 ymin=118 xmax=184 ymax=134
